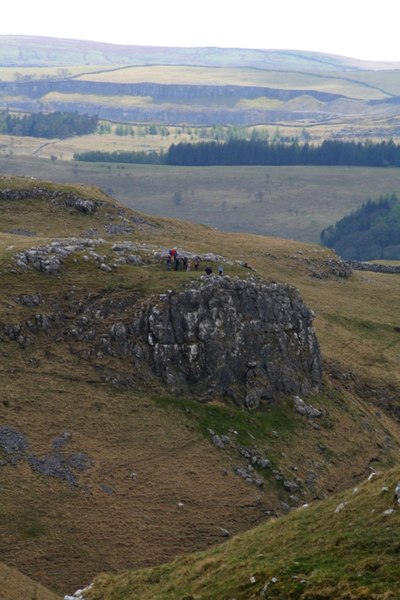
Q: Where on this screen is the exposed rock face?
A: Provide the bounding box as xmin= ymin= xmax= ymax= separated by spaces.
xmin=1 ymin=274 xmax=322 ymax=408
xmin=131 ymin=276 xmax=322 ymax=407
xmin=0 ymin=187 xmax=103 ymax=213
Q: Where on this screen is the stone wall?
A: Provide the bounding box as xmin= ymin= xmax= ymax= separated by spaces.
xmin=348 ymin=260 xmax=400 ymax=274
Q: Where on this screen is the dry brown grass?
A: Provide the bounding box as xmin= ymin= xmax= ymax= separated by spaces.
xmin=0 ymin=561 xmax=61 ymax=599
xmin=1 ymin=179 xmax=400 ymax=595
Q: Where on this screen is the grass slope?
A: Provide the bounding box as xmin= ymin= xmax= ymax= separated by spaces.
xmin=2 ymin=158 xmax=400 ymax=243
xmin=85 ymin=467 xmax=400 ymax=599
xmin=0 ymin=561 xmax=61 ymax=600
xmin=1 ymin=177 xmax=400 ymax=595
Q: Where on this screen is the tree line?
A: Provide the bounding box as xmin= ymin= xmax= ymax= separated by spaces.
xmin=74 ymin=149 xmax=162 ymax=164
xmin=0 ymin=111 xmax=99 ymax=139
xmin=165 ymin=139 xmax=400 ymax=167
xmin=75 ymin=139 xmax=400 ymax=167
xmin=320 ymin=194 xmax=400 ymax=260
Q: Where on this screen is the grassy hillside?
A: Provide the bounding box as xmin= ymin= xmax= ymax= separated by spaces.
xmin=73 ymin=65 xmax=390 ymax=100
xmin=0 ymin=561 xmax=61 ymax=600
xmin=2 ymin=157 xmax=400 ymax=243
xmin=85 ymin=466 xmax=400 ymax=599
xmin=1 ymin=177 xmax=400 ymax=597
xmin=2 ymin=36 xmax=398 ymax=70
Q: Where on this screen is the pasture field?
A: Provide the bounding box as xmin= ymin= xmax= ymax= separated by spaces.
xmin=1 ymin=155 xmax=400 ymax=243
xmin=73 ymin=65 xmax=390 ymax=100
xmin=1 ymin=63 xmax=397 ymax=100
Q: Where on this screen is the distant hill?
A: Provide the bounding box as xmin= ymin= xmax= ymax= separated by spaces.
xmin=1 ymin=35 xmax=400 ymax=133
xmin=2 ymin=35 xmax=399 ymax=70
xmin=321 ymin=193 xmax=400 ymax=260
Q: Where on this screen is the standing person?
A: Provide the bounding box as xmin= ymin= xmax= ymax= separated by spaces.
xmin=166 ymin=254 xmax=172 ymax=271
xmin=187 ymin=258 xmax=192 ymax=271
xmin=218 ymin=264 xmax=224 ymax=276
xmin=194 ymin=256 xmax=200 ymax=271
xmin=183 ymin=256 xmax=188 ymax=271
xmin=174 ymin=254 xmax=180 ymax=271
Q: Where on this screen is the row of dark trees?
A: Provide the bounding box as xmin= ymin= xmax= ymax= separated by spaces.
xmin=75 ymin=139 xmax=400 ymax=167
xmin=0 ymin=111 xmax=99 ymax=139
xmin=320 ymin=194 xmax=400 ymax=260
xmin=165 ymin=139 xmax=400 ymax=167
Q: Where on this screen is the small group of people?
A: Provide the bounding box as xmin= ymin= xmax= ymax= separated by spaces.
xmin=167 ymin=248 xmax=201 ymax=272
xmin=166 ymin=248 xmax=224 ymax=276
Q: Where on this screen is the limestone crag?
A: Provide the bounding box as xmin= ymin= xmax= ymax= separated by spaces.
xmin=130 ymin=276 xmax=322 ymax=407
xmin=1 ymin=274 xmax=322 ymax=408
xmin=0 ymin=187 xmax=103 ymax=213
xmin=14 ymin=238 xmax=105 ymax=274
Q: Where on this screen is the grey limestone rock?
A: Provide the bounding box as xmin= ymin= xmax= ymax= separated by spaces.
xmin=283 ymin=479 xmax=299 ymax=493
xmin=15 ymin=294 xmax=43 ymax=307
xmin=0 ymin=187 xmax=103 ymax=215
xmin=294 ymin=395 xmax=323 ymax=418
xmin=211 ymin=434 xmax=225 ymax=449
xmin=0 ymin=426 xmax=28 ymax=464
xmin=28 ymin=451 xmax=90 ymax=486
xmin=132 ymin=276 xmax=322 ymax=408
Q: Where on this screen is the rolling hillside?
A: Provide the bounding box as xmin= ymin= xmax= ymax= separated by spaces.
xmin=2 ymin=35 xmax=398 ymax=70
xmin=1 ymin=177 xmax=400 ymax=599
xmin=1 ymin=36 xmax=400 ymax=135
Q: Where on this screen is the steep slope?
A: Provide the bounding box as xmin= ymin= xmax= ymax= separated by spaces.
xmin=84 ymin=466 xmax=400 ymax=599
xmin=321 ymin=194 xmax=400 ymax=260
xmin=1 ymin=177 xmax=400 ymax=595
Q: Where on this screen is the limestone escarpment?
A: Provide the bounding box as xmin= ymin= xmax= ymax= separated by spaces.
xmin=129 ymin=276 xmax=322 ymax=407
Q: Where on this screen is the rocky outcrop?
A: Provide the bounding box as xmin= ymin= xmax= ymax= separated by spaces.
xmin=2 ymin=274 xmax=322 ymax=408
xmin=14 ymin=238 xmax=105 ymax=274
xmin=0 ymin=425 xmax=90 ymax=487
xmin=129 ymin=276 xmax=322 ymax=407
xmin=294 ymin=395 xmax=323 ymax=418
xmin=0 ymin=187 xmax=103 ymax=213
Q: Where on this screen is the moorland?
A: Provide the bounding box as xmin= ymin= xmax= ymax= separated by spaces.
xmin=1 ymin=36 xmax=400 ymax=600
